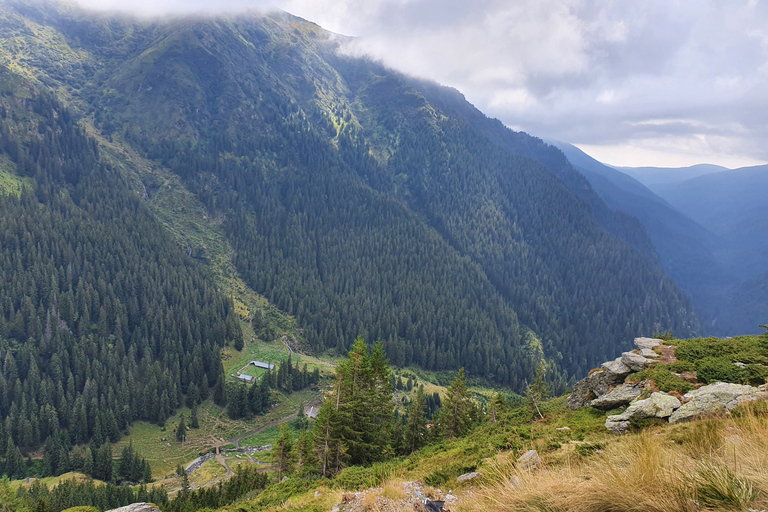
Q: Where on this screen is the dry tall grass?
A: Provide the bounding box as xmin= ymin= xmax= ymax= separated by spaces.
xmin=468 ymin=407 xmax=768 ymax=512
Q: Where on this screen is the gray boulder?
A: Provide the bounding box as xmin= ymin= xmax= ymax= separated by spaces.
xmin=457 ymin=471 xmax=481 ymax=483
xmin=634 ymin=337 xmax=663 ymax=350
xmin=590 ymin=382 xmax=646 ymax=410
xmin=517 ymin=449 xmax=542 ymax=471
xmin=106 ymin=504 xmax=162 ymax=512
xmin=605 ymin=392 xmax=681 ymax=432
xmin=669 ymin=382 xmax=768 ymax=424
xmin=621 ymin=351 xmax=653 ymax=372
xmin=567 ymin=363 xmax=629 ymax=410
xmin=567 ymin=378 xmax=594 ymax=410
xmin=601 ymin=357 xmax=633 ymax=378
xmin=639 ymin=348 xmax=660 ymax=359
xmin=605 ymin=417 xmax=630 ymax=434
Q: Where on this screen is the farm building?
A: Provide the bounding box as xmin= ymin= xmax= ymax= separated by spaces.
xmin=234 ymin=373 xmax=254 ymax=383
xmin=250 ymin=361 xmax=275 ymax=370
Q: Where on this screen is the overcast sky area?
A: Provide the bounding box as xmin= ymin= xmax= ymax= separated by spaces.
xmin=73 ymin=0 xmax=768 ymax=169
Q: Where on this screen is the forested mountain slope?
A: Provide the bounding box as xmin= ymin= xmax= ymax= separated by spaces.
xmin=0 ymin=0 xmax=699 ymax=395
xmin=651 ymin=166 xmax=768 ymax=282
xmin=0 ymin=65 xmax=241 ymax=459
xmin=555 ymin=143 xmax=767 ymax=336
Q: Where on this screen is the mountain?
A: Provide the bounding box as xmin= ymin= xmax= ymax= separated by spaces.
xmin=555 ymin=143 xmax=767 ymax=335
xmin=0 ymin=0 xmax=700 ymax=406
xmin=651 ymin=166 xmax=768 ymax=281
xmin=552 ymin=142 xmax=730 ymax=289
xmin=615 ymin=163 xmax=728 ymax=187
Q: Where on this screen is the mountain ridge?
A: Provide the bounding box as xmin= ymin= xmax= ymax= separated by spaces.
xmin=0 ymin=1 xmax=700 ymax=390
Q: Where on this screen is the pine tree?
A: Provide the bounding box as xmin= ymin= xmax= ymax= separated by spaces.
xmin=439 ymin=368 xmax=472 ymax=439
xmin=271 ymin=424 xmax=295 ymax=481
xmin=526 ymin=362 xmax=549 ymax=420
xmin=189 ymin=405 xmax=199 ymax=429
xmin=312 ymin=337 xmax=394 ymax=474
xmin=404 ymin=390 xmax=427 ymax=453
xmin=489 ymin=392 xmax=504 ymax=423
xmin=176 ymin=415 xmax=187 ymax=443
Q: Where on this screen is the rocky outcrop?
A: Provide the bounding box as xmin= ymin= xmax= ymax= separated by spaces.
xmin=590 ymin=382 xmax=647 ymax=410
xmin=567 ymin=338 xmax=662 ymax=411
xmin=668 ymin=382 xmax=768 ymax=424
xmin=567 ymin=358 xmax=635 ymax=410
xmin=604 ymin=392 xmax=681 ymax=433
xmin=569 ymin=337 xmax=768 ymax=433
xmin=634 ymin=337 xmax=662 ymax=350
xmin=621 ymin=351 xmax=654 ymax=372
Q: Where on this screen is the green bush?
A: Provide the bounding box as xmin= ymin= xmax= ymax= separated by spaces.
xmin=333 ymin=461 xmax=397 ymax=490
xmin=697 ymin=358 xmax=746 ymax=384
xmin=631 ymin=366 xmax=694 ymax=393
xmin=424 ymin=463 xmax=477 ymax=486
xmin=667 ymin=361 xmax=696 ymax=373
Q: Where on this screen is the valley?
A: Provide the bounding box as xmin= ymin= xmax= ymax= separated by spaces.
xmin=0 ymin=2 xmax=764 ymax=512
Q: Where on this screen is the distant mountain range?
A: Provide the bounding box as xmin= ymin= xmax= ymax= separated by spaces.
xmin=554 ymin=142 xmax=768 ymax=335
xmin=615 ymin=164 xmax=729 ymax=187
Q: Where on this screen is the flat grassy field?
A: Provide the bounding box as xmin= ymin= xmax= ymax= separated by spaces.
xmin=221 ymin=337 xmax=338 ymax=383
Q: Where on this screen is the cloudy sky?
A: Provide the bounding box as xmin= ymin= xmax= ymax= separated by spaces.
xmin=74 ymin=0 xmax=768 ymax=168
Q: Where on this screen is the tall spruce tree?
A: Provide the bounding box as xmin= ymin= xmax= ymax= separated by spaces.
xmin=404 ymin=390 xmax=428 ymax=453
xmin=439 ymin=368 xmax=473 ymax=439
xmin=312 ymin=337 xmax=394 ymax=475
xmin=271 ymin=424 xmax=295 ymax=481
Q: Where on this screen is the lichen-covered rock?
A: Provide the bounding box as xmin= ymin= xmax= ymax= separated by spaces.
xmin=669 ymin=382 xmax=768 ymax=424
xmin=601 ymin=357 xmax=633 ymax=378
xmin=567 ymin=364 xmax=628 ymax=410
xmin=605 ymin=417 xmax=630 ymax=434
xmin=648 ymin=392 xmax=682 ymax=417
xmin=606 ymin=392 xmax=681 ymax=431
xmin=590 ymin=382 xmax=646 ymax=410
xmin=517 ymin=449 xmax=542 ymax=471
xmin=639 ymin=348 xmax=659 ymax=359
xmin=621 ymin=351 xmax=653 ymax=372
xmin=457 ymin=471 xmax=481 ymax=483
xmin=634 ymin=337 xmax=663 ymax=350
xmin=106 ymin=504 xmax=161 ymax=512
xmin=567 ymin=378 xmax=594 ymax=410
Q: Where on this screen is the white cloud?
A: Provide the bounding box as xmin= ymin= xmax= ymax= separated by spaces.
xmin=72 ymin=0 xmax=768 ymax=167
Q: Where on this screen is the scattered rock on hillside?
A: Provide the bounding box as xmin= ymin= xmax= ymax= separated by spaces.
xmin=457 ymin=471 xmax=482 ymax=483
xmin=569 ymin=338 xmax=768 ymax=433
xmin=517 ymin=449 xmax=542 ymax=471
xmin=605 ymin=417 xmax=630 ymax=434
xmin=669 ymin=382 xmax=768 ymax=424
xmin=106 ymin=504 xmax=161 ymax=512
xmin=590 ymin=382 xmax=647 ymax=410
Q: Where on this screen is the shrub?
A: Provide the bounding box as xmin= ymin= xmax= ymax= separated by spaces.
xmin=333 ymin=462 xmax=397 ymax=490
xmin=631 ymin=366 xmax=694 ymax=393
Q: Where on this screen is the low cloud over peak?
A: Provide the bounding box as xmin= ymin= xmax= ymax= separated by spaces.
xmin=74 ymin=0 xmax=768 ymax=167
